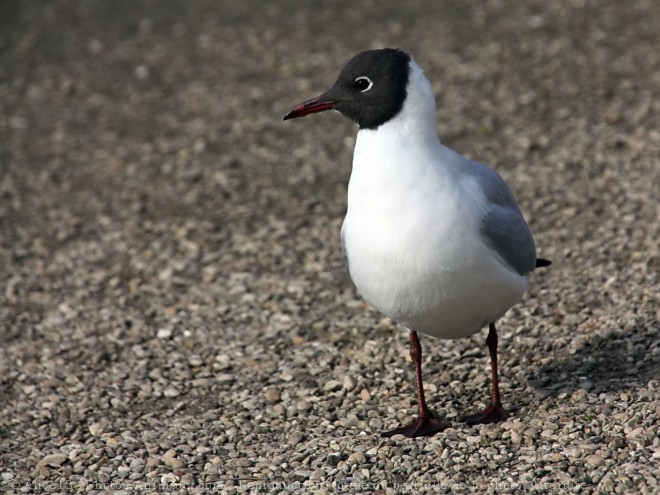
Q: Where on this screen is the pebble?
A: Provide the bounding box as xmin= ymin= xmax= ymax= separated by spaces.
xmin=368 ymin=417 xmax=383 ymax=429
xmin=161 ymin=449 xmax=184 ymax=469
xmin=163 ymin=386 xmax=180 ymax=398
xmin=157 ymin=328 xmax=172 ymax=339
xmin=38 ymin=454 xmax=68 ymax=467
xmin=264 ymin=387 xmax=280 ymax=402
xmin=323 ymin=380 xmax=343 ymax=392
xmin=88 ymin=422 xmax=106 ymax=436
xmin=216 ymin=373 xmax=234 ymax=383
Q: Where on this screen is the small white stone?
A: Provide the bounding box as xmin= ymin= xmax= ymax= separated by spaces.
xmin=89 ymin=422 xmax=105 ymax=436
xmin=163 ymin=387 xmax=180 ymax=398
xmin=161 ymin=473 xmax=179 ymax=484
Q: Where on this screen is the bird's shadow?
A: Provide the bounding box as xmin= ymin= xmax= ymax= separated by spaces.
xmin=527 ymin=316 xmax=659 ymax=396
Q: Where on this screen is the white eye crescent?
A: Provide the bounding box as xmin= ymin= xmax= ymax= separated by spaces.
xmin=354 ymin=76 xmax=373 ymax=92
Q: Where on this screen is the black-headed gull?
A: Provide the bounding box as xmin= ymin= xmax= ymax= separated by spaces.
xmin=284 ymin=48 xmax=550 ymax=438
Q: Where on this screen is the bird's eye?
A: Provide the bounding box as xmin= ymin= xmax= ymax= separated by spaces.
xmin=354 ymin=76 xmax=373 ymax=92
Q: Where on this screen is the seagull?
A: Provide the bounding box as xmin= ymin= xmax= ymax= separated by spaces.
xmin=284 ymin=48 xmax=550 ymax=438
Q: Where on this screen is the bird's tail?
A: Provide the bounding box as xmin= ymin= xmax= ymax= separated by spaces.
xmin=536 ymin=258 xmax=552 ymax=268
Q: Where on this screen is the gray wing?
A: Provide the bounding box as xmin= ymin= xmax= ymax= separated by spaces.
xmin=469 ymin=161 xmax=537 ymax=276
xmin=481 ymin=204 xmax=537 ymax=275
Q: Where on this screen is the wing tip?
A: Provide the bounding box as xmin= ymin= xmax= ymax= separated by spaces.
xmin=536 ymin=258 xmax=552 ymax=268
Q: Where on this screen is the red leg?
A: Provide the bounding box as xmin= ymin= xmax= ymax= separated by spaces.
xmin=381 ymin=331 xmax=449 ymax=438
xmin=464 ymin=322 xmax=509 ymax=424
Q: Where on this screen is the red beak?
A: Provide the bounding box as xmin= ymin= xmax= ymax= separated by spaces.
xmin=283 ymin=94 xmax=336 ymax=120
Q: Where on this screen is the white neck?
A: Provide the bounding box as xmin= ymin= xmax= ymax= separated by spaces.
xmin=362 ymin=60 xmax=438 ymax=142
xmin=348 ymin=60 xmax=450 ymax=220
xmin=350 ymin=60 xmax=443 ymax=188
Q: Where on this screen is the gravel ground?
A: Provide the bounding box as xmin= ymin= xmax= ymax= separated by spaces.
xmin=1 ymin=0 xmax=659 ymax=494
